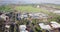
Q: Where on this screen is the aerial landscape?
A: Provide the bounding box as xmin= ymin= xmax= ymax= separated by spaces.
xmin=0 ymin=0 xmax=60 ymax=32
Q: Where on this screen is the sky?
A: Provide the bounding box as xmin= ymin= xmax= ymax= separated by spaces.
xmin=0 ymin=0 xmax=60 ymax=4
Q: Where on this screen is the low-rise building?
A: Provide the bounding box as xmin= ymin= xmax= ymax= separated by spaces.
xmin=19 ymin=25 xmax=28 ymax=32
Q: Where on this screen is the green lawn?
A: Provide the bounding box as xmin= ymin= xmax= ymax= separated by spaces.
xmin=15 ymin=6 xmax=50 ymax=14
xmin=0 ymin=5 xmax=54 ymax=15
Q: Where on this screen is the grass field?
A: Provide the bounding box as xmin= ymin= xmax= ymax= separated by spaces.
xmin=15 ymin=6 xmax=50 ymax=14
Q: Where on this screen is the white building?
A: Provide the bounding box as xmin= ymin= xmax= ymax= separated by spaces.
xmin=0 ymin=14 xmax=9 ymax=21
xmin=53 ymin=10 xmax=60 ymax=14
xmin=37 ymin=5 xmax=40 ymax=8
xmin=19 ymin=25 xmax=28 ymax=32
xmin=51 ymin=21 xmax=60 ymax=28
xmin=39 ymin=23 xmax=52 ymax=30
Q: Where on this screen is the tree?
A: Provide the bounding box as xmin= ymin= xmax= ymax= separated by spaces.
xmin=0 ymin=17 xmax=5 ymax=32
xmin=0 ymin=5 xmax=12 ymax=12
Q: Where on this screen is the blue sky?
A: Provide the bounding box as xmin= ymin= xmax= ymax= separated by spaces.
xmin=0 ymin=0 xmax=60 ymax=4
